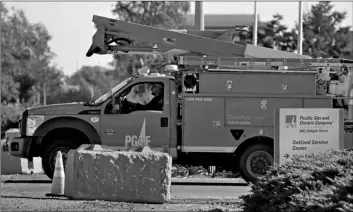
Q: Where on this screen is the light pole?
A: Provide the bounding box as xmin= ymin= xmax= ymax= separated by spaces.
xmin=0 ymin=3 xmax=2 ymax=175
xmin=298 ymin=1 xmax=303 ymax=55
xmin=195 ymin=1 xmax=204 ymax=30
xmin=253 ymin=1 xmax=258 ymax=46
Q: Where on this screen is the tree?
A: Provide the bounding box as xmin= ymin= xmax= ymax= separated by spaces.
xmin=239 ymin=2 xmax=350 ymax=58
xmin=36 ymin=65 xmax=65 ymax=105
xmin=1 ymin=3 xmax=64 ymax=135
xmin=54 ymin=66 xmax=118 ymax=103
xmin=0 ymin=75 xmax=20 ymax=104
xmin=239 ymin=14 xmax=297 ymax=52
xmin=112 ymin=1 xmax=189 ymax=29
xmin=0 ymin=2 xmax=62 ymax=104
xmin=300 ymin=1 xmax=351 ymax=58
xmin=110 ymin=1 xmax=190 ymax=80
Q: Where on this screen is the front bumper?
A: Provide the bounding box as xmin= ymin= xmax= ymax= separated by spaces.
xmin=9 ymin=137 xmax=33 ymax=158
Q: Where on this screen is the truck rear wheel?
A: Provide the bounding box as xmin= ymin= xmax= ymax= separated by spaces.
xmin=42 ymin=140 xmax=79 ymax=179
xmin=238 ymin=144 xmax=273 ymax=183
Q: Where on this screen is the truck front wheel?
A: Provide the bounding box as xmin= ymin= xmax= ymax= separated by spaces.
xmin=42 ymin=140 xmax=79 ymax=179
xmin=238 ymin=144 xmax=273 ymax=183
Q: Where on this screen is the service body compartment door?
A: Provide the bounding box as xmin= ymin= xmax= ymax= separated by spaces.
xmin=182 ymin=96 xmax=238 ymax=153
xmin=100 ymin=79 xmax=171 ymax=150
xmin=199 ymin=72 xmax=317 ymax=95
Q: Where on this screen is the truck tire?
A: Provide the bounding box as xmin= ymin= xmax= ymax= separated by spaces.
xmin=42 ymin=140 xmax=79 ymax=179
xmin=238 ymin=144 xmax=273 ymax=183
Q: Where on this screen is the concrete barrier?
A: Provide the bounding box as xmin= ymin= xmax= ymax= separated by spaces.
xmin=1 ymin=129 xmax=43 ymax=175
xmin=64 ymin=144 xmax=172 ymax=203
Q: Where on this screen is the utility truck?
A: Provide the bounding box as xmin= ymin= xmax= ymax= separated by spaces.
xmin=9 ymin=15 xmax=353 ymax=182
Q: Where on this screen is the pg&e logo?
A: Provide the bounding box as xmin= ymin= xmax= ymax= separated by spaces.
xmin=285 ymin=115 xmax=297 ymax=128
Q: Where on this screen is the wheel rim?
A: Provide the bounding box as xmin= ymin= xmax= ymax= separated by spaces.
xmin=49 ymin=147 xmax=70 ymax=172
xmin=246 ymin=150 xmax=273 ymax=179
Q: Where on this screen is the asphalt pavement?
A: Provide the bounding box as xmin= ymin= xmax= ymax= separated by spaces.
xmin=2 ymin=174 xmax=248 ymax=186
xmin=1 ymin=176 xmax=251 ymax=211
xmin=2 ymin=182 xmax=251 ymax=200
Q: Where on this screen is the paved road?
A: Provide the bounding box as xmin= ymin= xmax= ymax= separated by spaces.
xmin=2 ymin=182 xmax=251 ymax=199
xmin=172 ymin=185 xmax=251 ymax=199
xmin=2 ymin=174 xmax=248 ymax=185
xmin=1 ymin=181 xmax=250 ymax=211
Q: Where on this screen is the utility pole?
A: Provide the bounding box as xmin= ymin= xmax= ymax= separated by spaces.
xmin=0 ymin=5 xmax=2 ymax=174
xmin=298 ymin=1 xmax=303 ymax=55
xmin=253 ymin=1 xmax=258 ymax=46
xmin=43 ymin=83 xmax=47 ymax=105
xmin=195 ymin=1 xmax=204 ymax=30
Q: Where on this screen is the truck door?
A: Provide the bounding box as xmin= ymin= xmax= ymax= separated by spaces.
xmin=100 ymin=80 xmax=171 ymax=150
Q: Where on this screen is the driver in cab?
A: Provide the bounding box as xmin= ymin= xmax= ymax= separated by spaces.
xmin=145 ymin=83 xmax=164 ymax=111
xmin=121 ymin=83 xmax=164 ymax=113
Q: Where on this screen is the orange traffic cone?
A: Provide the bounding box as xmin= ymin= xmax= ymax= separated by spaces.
xmin=45 ymin=151 xmax=66 ymax=197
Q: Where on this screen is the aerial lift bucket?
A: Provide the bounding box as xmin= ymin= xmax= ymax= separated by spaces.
xmin=86 ymin=24 xmax=161 ymax=57
xmin=86 ymin=25 xmax=106 ymax=57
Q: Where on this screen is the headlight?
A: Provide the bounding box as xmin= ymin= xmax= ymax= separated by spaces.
xmin=26 ymin=115 xmax=45 ymax=136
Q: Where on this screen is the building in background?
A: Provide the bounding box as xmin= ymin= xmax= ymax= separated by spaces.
xmin=184 ymin=14 xmax=265 ymax=30
xmin=184 ymin=14 xmax=263 ymax=43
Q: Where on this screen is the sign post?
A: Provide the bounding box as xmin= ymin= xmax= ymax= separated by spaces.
xmin=274 ymin=108 xmax=344 ymax=165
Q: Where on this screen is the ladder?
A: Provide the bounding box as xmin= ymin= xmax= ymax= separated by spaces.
xmin=176 ymin=56 xmax=353 ymax=71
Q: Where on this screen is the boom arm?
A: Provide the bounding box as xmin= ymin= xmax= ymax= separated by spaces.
xmin=87 ymin=15 xmax=310 ymax=59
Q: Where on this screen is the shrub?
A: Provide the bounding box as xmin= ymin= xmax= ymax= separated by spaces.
xmin=1 ymin=103 xmax=25 ymax=138
xmin=241 ymin=150 xmax=353 ymax=212
xmin=171 ymin=164 xmax=240 ymax=178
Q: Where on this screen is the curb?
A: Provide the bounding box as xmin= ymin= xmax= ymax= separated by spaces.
xmin=3 ymin=180 xmax=52 ymax=184
xmin=2 ymin=176 xmax=248 ymax=186
xmin=172 ymin=178 xmax=248 ymax=186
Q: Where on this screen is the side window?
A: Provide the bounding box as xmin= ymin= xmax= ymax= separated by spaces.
xmin=104 ymin=82 xmax=164 ymax=115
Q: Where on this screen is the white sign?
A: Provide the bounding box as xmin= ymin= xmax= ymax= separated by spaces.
xmin=277 ymin=108 xmax=342 ymax=165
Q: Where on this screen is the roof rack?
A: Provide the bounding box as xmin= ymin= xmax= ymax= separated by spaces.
xmin=176 ymin=56 xmax=353 ymax=71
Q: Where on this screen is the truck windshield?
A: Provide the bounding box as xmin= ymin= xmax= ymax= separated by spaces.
xmin=93 ymin=77 xmax=133 ymax=105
